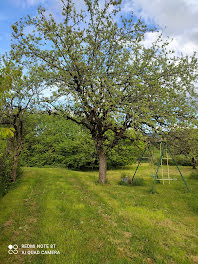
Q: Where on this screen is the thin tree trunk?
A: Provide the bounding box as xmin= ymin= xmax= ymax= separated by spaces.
xmin=98 ymin=149 xmax=107 ymax=183
xmin=192 ymin=157 xmax=196 ymax=169
xmin=12 ymin=155 xmax=18 ymax=182
xmin=10 ymin=143 xmax=23 ymax=182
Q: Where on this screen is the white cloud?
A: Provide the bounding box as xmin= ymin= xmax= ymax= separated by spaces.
xmin=125 ymin=0 xmax=198 ymax=34
xmin=123 ymin=0 xmax=198 ymax=56
xmin=168 ymin=36 xmax=198 ymax=57
xmin=141 ymin=31 xmax=161 ymax=49
xmin=142 ymin=31 xmax=197 ymax=57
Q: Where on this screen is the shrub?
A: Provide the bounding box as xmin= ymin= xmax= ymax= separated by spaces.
xmin=119 ymin=173 xmax=145 ymax=186
xmin=131 ymin=177 xmax=145 ymax=186
xmin=189 ymin=170 xmax=198 ymax=180
xmin=119 ymin=172 xmax=131 ymax=185
xmin=0 ymin=153 xmax=12 ymax=197
xmin=0 ymin=151 xmax=22 ymax=197
xmin=160 ymin=155 xmax=192 ymax=166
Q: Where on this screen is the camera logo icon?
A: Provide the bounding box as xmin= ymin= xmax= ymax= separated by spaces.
xmin=8 ymin=244 xmax=18 ymax=254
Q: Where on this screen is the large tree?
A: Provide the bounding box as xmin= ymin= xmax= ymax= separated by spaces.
xmin=0 ymin=57 xmax=43 ymax=181
xmin=11 ymin=0 xmax=197 ymax=183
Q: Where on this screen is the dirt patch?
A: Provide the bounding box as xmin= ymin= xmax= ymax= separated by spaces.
xmin=191 ymin=255 xmax=198 ymax=263
xmin=28 ymin=217 xmax=38 ymax=223
xmin=123 ymin=232 xmax=131 ymax=239
xmin=4 ymin=219 xmax=15 ymax=227
xmin=147 ymin=257 xmax=154 ymax=264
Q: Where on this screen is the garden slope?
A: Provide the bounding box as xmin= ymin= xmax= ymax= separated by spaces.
xmin=0 ymin=165 xmax=198 ymax=264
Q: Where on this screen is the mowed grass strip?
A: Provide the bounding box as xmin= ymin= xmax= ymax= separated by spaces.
xmin=0 ymin=165 xmax=198 ymax=264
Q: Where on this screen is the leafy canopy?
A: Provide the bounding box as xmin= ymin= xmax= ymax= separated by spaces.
xmin=10 ymin=0 xmax=198 ymax=149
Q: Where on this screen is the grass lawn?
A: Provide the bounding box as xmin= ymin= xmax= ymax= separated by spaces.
xmin=0 ymin=164 xmax=198 ymax=264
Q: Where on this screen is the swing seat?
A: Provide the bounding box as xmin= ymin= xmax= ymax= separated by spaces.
xmin=156 ymin=178 xmax=177 ymax=181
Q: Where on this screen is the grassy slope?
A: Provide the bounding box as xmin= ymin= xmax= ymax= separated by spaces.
xmin=0 ymin=164 xmax=198 ymax=264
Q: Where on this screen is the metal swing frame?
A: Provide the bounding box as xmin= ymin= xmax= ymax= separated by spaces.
xmin=131 ymin=141 xmax=190 ymax=193
xmin=131 ymin=142 xmax=154 ymax=183
xmin=151 ymin=142 xmax=190 ymax=193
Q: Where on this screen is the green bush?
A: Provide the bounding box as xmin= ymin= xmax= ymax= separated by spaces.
xmin=131 ymin=177 xmax=145 ymax=186
xmin=0 ymin=147 xmax=22 ymax=197
xmin=0 ymin=153 xmax=12 ymax=197
xmin=119 ymin=172 xmax=131 ymax=185
xmin=21 ymin=114 xmax=141 ymax=170
xmin=152 ymin=154 xmax=192 ymax=167
xmin=169 ymin=155 xmax=192 ymax=166
xmin=189 ymin=170 xmax=198 ymax=180
xmin=108 ymin=142 xmax=138 ymax=168
xmin=119 ymin=173 xmax=145 ymax=186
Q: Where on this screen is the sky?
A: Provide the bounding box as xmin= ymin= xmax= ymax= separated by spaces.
xmin=0 ymin=0 xmax=198 ymax=57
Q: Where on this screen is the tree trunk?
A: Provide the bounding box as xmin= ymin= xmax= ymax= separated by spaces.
xmin=192 ymin=157 xmax=196 ymax=169
xmin=98 ymin=149 xmax=107 ymax=184
xmin=12 ymin=155 xmax=18 ymax=182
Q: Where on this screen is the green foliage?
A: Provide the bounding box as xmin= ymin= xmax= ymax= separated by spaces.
xmin=119 ymin=172 xmax=130 ymax=185
xmin=0 ymin=128 xmax=14 ymax=139
xmin=120 ymin=172 xmax=130 ymax=178
xmin=0 ymin=61 xmax=14 ymax=140
xmin=21 ymin=114 xmax=97 ymax=169
xmin=189 ymin=170 xmax=198 ymax=180
xmin=108 ymin=137 xmax=142 ymax=168
xmin=22 ymin=113 xmax=141 ymax=169
xmin=0 ymin=56 xmax=45 ymax=182
xmin=167 ymin=128 xmax=198 ymax=168
xmin=150 ymin=154 xmax=192 ymax=167
xmin=0 ymin=139 xmax=22 ymax=197
xmin=0 ymin=152 xmax=12 ymax=197
xmin=137 ymin=143 xmax=197 ymax=167
xmin=10 ymin=0 xmax=198 ymax=182
xmin=132 ymin=177 xmax=145 ymax=186
xmin=168 ymin=155 xmax=192 ymax=166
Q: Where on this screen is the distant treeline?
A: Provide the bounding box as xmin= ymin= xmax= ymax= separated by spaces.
xmin=21 ymin=113 xmax=143 ymax=169
xmin=1 ymin=112 xmax=197 ymax=197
